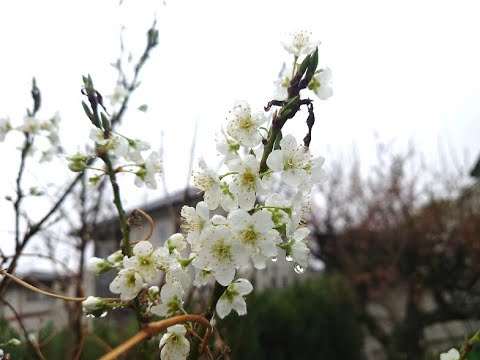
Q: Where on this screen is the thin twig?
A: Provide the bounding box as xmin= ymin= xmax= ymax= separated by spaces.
xmin=0 ymin=270 xmax=85 ymax=302
xmin=129 ymin=208 xmax=154 ymax=244
xmin=0 ymin=297 xmax=45 ymax=360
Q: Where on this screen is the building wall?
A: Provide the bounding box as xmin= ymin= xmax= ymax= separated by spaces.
xmin=1 ymin=281 xmax=70 ymax=333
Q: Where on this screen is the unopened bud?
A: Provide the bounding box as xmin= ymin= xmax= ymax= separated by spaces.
xmin=86 ymin=257 xmax=112 ymax=274
xmin=68 ymin=153 xmax=88 ymax=172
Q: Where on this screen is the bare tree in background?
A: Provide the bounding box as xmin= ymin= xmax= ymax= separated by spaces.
xmin=309 ymin=145 xmax=480 ymax=359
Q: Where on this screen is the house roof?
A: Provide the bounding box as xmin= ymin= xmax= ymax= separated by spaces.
xmin=136 ymin=187 xmax=201 ymax=214
xmin=97 ymin=187 xmax=202 ymax=227
xmin=17 ymin=269 xmax=67 ymax=283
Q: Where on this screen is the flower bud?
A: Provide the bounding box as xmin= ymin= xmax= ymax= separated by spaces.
xmin=148 ymin=286 xmax=160 ymax=298
xmin=7 ymin=338 xmax=21 ymax=346
xmin=68 ymin=153 xmax=88 ymax=172
xmin=86 ymin=257 xmax=112 ymax=274
xmin=107 ymin=250 xmax=123 ymax=264
xmin=82 ymin=296 xmax=103 ymax=312
xmin=166 ymin=233 xmax=186 ymax=253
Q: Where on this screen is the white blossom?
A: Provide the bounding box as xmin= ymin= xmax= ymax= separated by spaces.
xmin=123 ymin=241 xmax=158 ymax=283
xmin=228 ymin=209 xmax=280 ymax=269
xmin=289 ymin=227 xmax=310 ymax=268
xmin=281 ymin=30 xmax=320 ymax=57
xmin=299 ymin=155 xmax=328 ymax=194
xmin=216 ymin=130 xmax=241 ymax=163
xmin=125 ymin=138 xmax=151 ymax=162
xmin=89 ymin=129 xmax=129 ymax=157
xmin=150 ymin=283 xmax=184 ymax=317
xmin=193 ymin=270 xmax=213 ymax=287
xmin=440 ymin=348 xmax=460 ymax=360
xmin=216 ymin=278 xmax=253 ymax=319
xmin=288 ymin=191 xmax=308 ymax=234
xmin=89 ymin=128 xmax=109 ymax=145
xmin=226 ymin=101 xmax=266 ymax=148
xmin=155 ymin=247 xmax=191 ymax=289
xmin=273 ymin=66 xmax=292 ymax=100
xmin=309 ymin=67 xmax=333 ymax=100
xmin=165 ymin=233 xmax=187 ymax=253
xmin=264 ymin=192 xmax=294 ymax=236
xmin=107 ymin=83 xmax=128 ymax=106
xmin=228 ymin=154 xmax=269 ymax=211
xmin=193 ymin=158 xmax=222 ymax=209
xmin=266 ymin=134 xmax=310 ymax=186
xmin=135 ymin=151 xmax=162 ymax=190
xmin=193 ymin=226 xmax=248 ymax=286
xmin=109 ymin=267 xmax=144 ymax=301
xmin=0 ymin=118 xmax=11 ymax=141
xmin=181 ymin=202 xmax=210 ymax=248
xmin=159 ymin=324 xmax=190 ymax=360
xmin=20 ymin=116 xmax=41 ymax=134
xmin=193 ymin=158 xmax=237 ymax=211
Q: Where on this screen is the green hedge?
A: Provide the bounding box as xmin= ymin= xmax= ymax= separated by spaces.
xmin=219 ymin=273 xmax=365 ymax=360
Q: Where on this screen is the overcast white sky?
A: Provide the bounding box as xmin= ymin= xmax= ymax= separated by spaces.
xmin=1 ymin=0 xmax=480 ymax=270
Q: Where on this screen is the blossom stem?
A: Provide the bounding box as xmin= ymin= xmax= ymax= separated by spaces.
xmin=292 ymin=55 xmax=298 ymax=79
xmin=256 ymin=205 xmax=290 ymax=212
xmin=85 ymin=166 xmax=106 ymax=172
xmin=219 ymin=171 xmax=238 ymax=180
xmin=101 ymin=153 xmax=131 ymax=256
xmin=101 ymin=152 xmax=146 ymax=337
xmin=459 ymin=330 xmax=480 ymax=360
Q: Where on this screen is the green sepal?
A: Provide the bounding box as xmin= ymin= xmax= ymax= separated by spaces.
xmin=297 ymin=54 xmax=312 ymax=77
xmin=304 ymin=48 xmax=319 ymax=85
xmin=100 ymin=112 xmax=110 ymax=131
xmin=31 ymin=77 xmax=41 ymax=115
xmin=280 ymin=95 xmax=299 ymax=118
xmin=273 ymin=131 xmax=283 ymax=150
xmin=82 ymin=101 xmax=94 ymax=121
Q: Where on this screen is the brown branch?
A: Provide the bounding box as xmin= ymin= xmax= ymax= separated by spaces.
xmin=99 ymin=314 xmax=212 ymax=360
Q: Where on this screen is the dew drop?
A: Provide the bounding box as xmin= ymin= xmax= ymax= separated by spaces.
xmin=294 ymin=263 xmax=305 ymax=274
xmin=285 ymin=254 xmax=293 ymax=262
xmin=271 ymin=256 xmax=278 ymax=263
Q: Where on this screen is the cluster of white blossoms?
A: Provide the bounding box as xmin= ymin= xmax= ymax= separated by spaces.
xmin=83 ymin=31 xmax=330 ymax=360
xmin=67 ymin=129 xmax=162 ymax=189
xmin=275 ymin=31 xmax=333 ymax=101
xmin=0 ymin=113 xmax=62 ymax=162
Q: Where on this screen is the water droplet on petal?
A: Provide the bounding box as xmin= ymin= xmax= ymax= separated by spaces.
xmin=294 ymin=263 xmax=305 ymax=274
xmin=285 ymin=254 xmax=293 ymax=262
xmin=271 ymin=256 xmax=278 ymax=262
